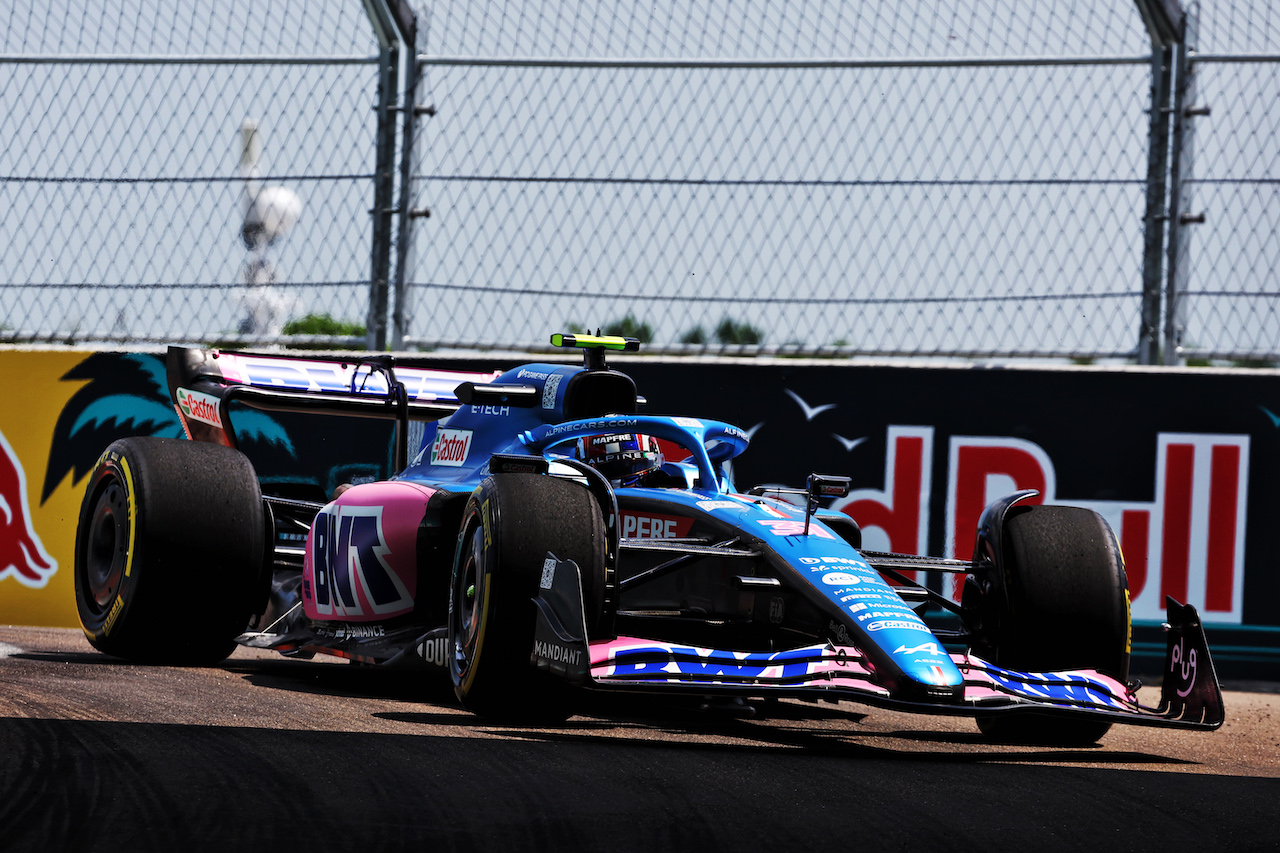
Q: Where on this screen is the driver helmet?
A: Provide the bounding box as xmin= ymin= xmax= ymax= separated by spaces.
xmin=574 ymin=433 xmax=664 ymax=486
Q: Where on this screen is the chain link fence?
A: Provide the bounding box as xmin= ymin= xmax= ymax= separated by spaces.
xmin=402 ymin=0 xmax=1278 ymax=361
xmin=1 ymin=1 xmax=386 ymax=347
xmin=1168 ymin=2 xmax=1280 ymax=363
xmin=2 ymin=1 xmax=1277 ymax=362
xmin=404 ymin=2 xmax=1157 ymax=357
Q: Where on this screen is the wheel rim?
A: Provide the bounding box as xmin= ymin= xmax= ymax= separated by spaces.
xmin=451 ymin=521 xmax=486 ymax=679
xmin=84 ymin=478 xmax=130 ymax=614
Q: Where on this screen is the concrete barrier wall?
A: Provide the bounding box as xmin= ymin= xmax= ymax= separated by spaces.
xmin=4 ymin=349 xmax=1278 ymax=672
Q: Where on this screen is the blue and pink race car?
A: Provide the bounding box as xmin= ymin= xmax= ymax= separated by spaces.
xmin=74 ymin=334 xmax=1223 ymax=744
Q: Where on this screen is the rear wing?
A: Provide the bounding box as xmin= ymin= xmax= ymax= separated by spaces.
xmin=166 ymin=347 xmax=501 ymax=471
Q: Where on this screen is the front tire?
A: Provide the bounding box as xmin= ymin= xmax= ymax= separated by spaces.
xmin=968 ymin=504 xmax=1130 ymax=745
xmin=448 ymin=473 xmax=606 ymax=722
xmin=74 ymin=437 xmax=266 ymax=664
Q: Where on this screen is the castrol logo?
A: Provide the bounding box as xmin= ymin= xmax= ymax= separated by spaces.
xmin=430 ymin=428 xmax=473 ymax=467
xmin=176 ymin=387 xmax=223 ymax=429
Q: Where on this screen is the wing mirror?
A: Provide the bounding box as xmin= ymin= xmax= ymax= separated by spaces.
xmin=805 ymin=474 xmax=851 ymax=535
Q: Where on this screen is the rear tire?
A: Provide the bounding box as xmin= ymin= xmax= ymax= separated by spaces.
xmin=74 ymin=437 xmax=266 ymax=664
xmin=448 ymin=473 xmax=606 ymax=722
xmin=969 ymin=504 xmax=1130 ymax=745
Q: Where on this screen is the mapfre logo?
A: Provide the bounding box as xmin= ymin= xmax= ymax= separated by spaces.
xmin=430 ymin=428 xmax=472 ymax=467
xmin=0 ymin=429 xmax=56 ymax=588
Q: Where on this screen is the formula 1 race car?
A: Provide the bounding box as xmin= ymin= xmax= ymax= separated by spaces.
xmin=74 ymin=334 xmax=1224 ymax=744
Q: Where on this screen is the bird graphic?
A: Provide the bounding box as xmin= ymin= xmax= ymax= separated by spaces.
xmin=784 ymin=389 xmax=836 ymax=421
xmin=1260 ymin=405 xmax=1280 ymax=428
xmin=832 ymin=433 xmax=865 ymax=452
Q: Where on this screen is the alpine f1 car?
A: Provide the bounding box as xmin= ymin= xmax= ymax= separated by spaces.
xmin=74 ymin=334 xmax=1224 ymax=744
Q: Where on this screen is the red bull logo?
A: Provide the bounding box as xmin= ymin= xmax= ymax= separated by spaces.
xmin=835 ymin=425 xmax=1251 ymax=623
xmin=0 ymin=428 xmax=56 ymax=588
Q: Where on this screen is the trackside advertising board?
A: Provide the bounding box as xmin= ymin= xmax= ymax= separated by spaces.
xmin=0 ymin=349 xmax=103 ymax=627
xmin=621 ymin=358 xmax=1280 ymax=675
xmin=0 ymin=349 xmax=399 ymax=629
xmin=2 ymin=349 xmax=1278 ymax=672
xmin=621 ymin=360 xmax=1277 ymax=629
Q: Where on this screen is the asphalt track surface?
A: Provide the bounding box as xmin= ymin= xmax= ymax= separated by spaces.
xmin=1 ymin=627 xmax=1277 ymax=853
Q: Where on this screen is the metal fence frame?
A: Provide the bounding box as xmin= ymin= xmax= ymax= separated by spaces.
xmin=3 ymin=0 xmax=1275 ymax=363
xmin=397 ymin=52 xmax=1162 ymax=359
xmin=390 ymin=0 xmax=1218 ymax=362
xmin=0 ymin=1 xmax=414 ymax=351
xmin=1164 ymin=3 xmax=1280 ymax=364
xmin=1 ymin=50 xmax=382 ymax=350
xmin=389 ymin=0 xmax=1277 ymax=364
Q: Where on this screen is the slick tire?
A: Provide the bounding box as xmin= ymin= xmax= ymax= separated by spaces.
xmin=448 ymin=473 xmax=606 ymax=722
xmin=74 ymin=437 xmax=266 ymax=664
xmin=973 ymin=504 xmax=1130 ymax=746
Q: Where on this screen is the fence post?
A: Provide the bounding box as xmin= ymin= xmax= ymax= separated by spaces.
xmin=364 ymin=0 xmax=401 ymax=351
xmin=1164 ymin=2 xmax=1200 ymax=365
xmin=1133 ymin=0 xmax=1184 ymax=365
xmin=1138 ymin=47 xmax=1173 ymax=366
xmin=390 ymin=4 xmax=419 ymax=351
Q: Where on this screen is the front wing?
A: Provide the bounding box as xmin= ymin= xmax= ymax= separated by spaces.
xmin=532 ymin=556 xmax=1224 ymax=731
